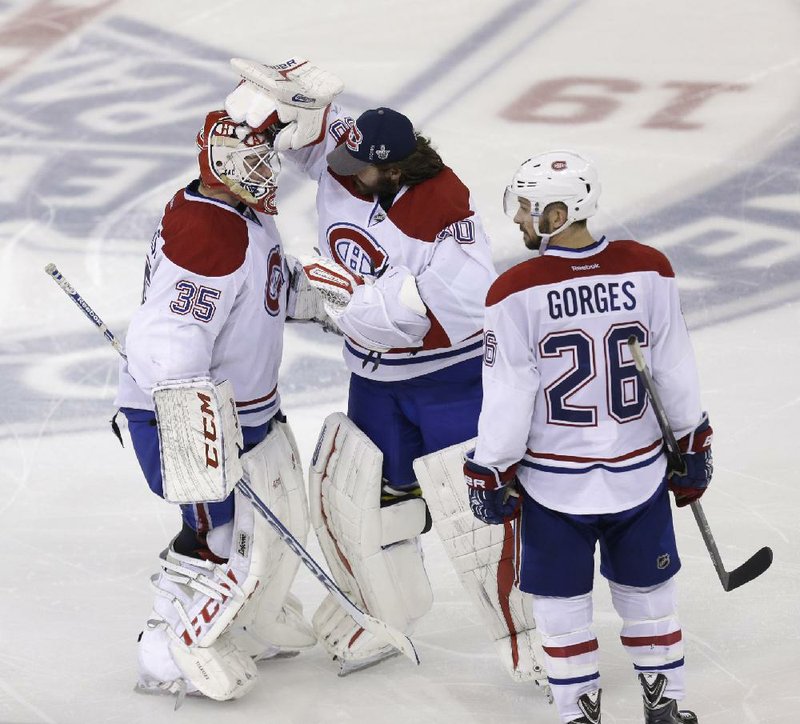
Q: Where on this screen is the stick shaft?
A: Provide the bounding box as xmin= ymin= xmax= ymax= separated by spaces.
xmin=628 ymin=337 xmax=729 ymax=586
xmin=44 ymin=263 xmax=126 ymax=358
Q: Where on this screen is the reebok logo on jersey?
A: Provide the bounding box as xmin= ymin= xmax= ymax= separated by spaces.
xmin=571 ymin=263 xmax=600 ymax=271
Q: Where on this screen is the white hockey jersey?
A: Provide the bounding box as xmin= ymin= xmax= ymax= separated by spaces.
xmin=473 ymin=236 xmax=704 ymax=515
xmin=115 ymin=181 xmax=288 ymax=427
xmin=286 ymin=106 xmax=497 ymax=381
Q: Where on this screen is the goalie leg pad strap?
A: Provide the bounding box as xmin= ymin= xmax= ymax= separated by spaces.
xmin=153 ymin=377 xmax=243 ymax=504
xmin=309 ymin=412 xmax=433 ymax=661
xmin=413 ymin=441 xmax=548 ymax=686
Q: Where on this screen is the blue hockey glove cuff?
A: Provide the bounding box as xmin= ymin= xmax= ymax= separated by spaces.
xmin=463 ymin=452 xmax=520 ymax=525
xmin=669 ymin=412 xmax=713 ymax=507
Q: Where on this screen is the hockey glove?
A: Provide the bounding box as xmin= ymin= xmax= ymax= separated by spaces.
xmin=285 ymin=255 xmax=341 ymax=335
xmin=463 ymin=452 xmax=521 ymax=525
xmin=668 ymin=412 xmax=713 ymax=507
xmin=226 ymin=58 xmax=344 ymax=151
xmin=299 ymin=255 xmax=362 ymax=314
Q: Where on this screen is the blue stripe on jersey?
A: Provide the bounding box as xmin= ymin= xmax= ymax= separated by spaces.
xmin=521 ymin=447 xmax=663 ymax=475
xmin=634 ymin=658 xmax=685 ymax=672
xmin=546 ymin=235 xmax=607 ymax=255
xmin=344 ymin=338 xmax=483 ymax=365
xmin=547 ymin=672 xmax=601 ymax=686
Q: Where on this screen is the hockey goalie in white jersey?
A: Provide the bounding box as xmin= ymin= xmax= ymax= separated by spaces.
xmin=464 ymin=151 xmax=713 ymax=723
xmin=114 ymin=103 xmax=331 ymax=702
xmin=224 ymin=57 xmax=548 ymax=685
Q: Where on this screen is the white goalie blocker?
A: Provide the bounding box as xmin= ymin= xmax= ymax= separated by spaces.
xmin=308 ymin=412 xmax=432 ymax=673
xmin=152 ymin=377 xmax=243 ymax=503
xmin=413 ymin=441 xmax=550 ymax=692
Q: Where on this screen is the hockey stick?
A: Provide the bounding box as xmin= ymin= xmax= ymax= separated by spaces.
xmin=45 ymin=263 xmax=127 ymax=358
xmin=44 ymin=262 xmax=420 ymax=665
xmin=627 ymin=337 xmax=772 ymax=592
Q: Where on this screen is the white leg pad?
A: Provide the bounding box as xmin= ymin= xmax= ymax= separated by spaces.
xmin=140 ymin=418 xmax=312 ymax=695
xmin=413 ymin=440 xmax=548 ymax=687
xmin=229 ymin=418 xmax=315 ymax=657
xmin=308 ymin=413 xmax=433 ymax=666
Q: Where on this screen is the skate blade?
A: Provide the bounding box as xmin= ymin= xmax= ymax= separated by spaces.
xmin=335 ymin=648 xmax=400 ymax=677
xmin=254 ymin=648 xmax=302 ymax=663
xmin=134 ymin=680 xmax=201 ymax=710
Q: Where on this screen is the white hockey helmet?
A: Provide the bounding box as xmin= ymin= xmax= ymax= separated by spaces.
xmin=503 ymin=150 xmax=600 ymax=239
xmin=197 ymin=109 xmax=283 ymax=214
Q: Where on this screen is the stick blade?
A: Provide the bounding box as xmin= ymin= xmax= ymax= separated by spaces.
xmin=724 ymin=546 xmax=773 ymax=592
xmin=360 ymin=613 xmax=420 ymax=666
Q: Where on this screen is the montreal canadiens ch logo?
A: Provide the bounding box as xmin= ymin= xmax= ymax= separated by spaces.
xmin=346 ymin=123 xmax=363 ymax=152
xmin=326 ymin=223 xmax=388 ymax=277
xmin=264 ymin=245 xmax=285 ymax=316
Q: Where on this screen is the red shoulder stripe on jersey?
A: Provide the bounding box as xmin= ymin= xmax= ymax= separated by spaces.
xmin=161 ymin=191 xmax=250 ymax=277
xmin=388 ymin=167 xmax=474 ymax=242
xmin=486 ymin=239 xmax=675 ymax=307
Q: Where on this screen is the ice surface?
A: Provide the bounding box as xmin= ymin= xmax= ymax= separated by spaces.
xmin=1 ymin=1 xmax=798 ymax=722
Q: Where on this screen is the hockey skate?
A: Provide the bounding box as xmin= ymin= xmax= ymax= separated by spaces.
xmin=135 ymin=538 xmax=259 ymax=705
xmin=639 ymin=673 xmax=698 ymax=723
xmin=567 ymin=689 xmax=601 ymax=724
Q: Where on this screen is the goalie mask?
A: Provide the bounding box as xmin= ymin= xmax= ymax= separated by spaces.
xmin=503 ymin=150 xmax=600 ymax=242
xmin=197 ymin=109 xmax=283 ymax=214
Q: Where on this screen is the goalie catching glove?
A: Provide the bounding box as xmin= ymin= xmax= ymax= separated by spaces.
xmin=285 ymin=254 xmax=340 ymax=334
xmin=668 ymin=412 xmax=713 ymax=507
xmin=463 ymin=451 xmax=521 ymax=525
xmin=296 ymin=254 xmax=362 ymax=314
xmin=226 ymin=57 xmax=344 ymax=151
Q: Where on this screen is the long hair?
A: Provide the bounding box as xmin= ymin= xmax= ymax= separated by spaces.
xmin=381 ymin=135 xmax=444 ymax=186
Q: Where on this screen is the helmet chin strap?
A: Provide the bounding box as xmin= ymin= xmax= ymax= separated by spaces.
xmin=532 ymin=213 xmax=572 ymax=255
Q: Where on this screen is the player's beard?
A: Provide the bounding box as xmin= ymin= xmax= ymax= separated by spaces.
xmin=353 ymin=174 xmax=400 ymax=197
xmin=520 ymin=223 xmax=541 ymax=250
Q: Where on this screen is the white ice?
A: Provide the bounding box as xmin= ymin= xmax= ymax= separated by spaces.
xmin=1 ymin=1 xmax=799 ymax=722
